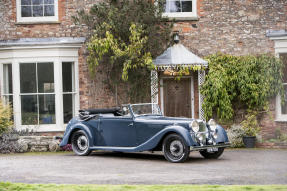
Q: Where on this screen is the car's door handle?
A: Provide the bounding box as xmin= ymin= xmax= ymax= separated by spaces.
xmin=128 ymin=123 xmax=134 ymax=126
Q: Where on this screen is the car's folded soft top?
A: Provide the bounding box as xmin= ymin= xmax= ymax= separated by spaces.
xmin=79 ymin=107 xmax=121 ymax=115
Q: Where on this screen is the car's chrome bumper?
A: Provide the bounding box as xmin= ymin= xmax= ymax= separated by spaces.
xmin=190 ymin=142 xmax=231 ymax=151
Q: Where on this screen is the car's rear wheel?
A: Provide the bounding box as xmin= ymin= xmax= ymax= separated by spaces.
xmin=162 ymin=134 xmax=190 ymax=163
xmin=71 ymin=130 xmax=91 ymax=156
xmin=199 ymin=147 xmax=224 ymax=159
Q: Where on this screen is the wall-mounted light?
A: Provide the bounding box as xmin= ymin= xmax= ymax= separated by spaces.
xmin=173 ymin=31 xmax=180 ymax=44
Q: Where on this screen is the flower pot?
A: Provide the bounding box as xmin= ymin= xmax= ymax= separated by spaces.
xmin=242 ymin=136 xmax=256 ymax=148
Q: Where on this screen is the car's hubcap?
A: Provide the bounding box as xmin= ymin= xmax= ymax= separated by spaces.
xmin=77 ymin=135 xmax=88 ymax=151
xmin=170 ymin=140 xmax=184 ymax=157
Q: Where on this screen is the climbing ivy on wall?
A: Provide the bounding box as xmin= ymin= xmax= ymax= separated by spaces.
xmin=201 ymin=53 xmax=284 ymax=121
xmin=74 ymin=0 xmax=173 ymax=103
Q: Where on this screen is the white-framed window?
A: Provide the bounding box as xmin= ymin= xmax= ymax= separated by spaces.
xmin=276 ymin=53 xmax=287 ymax=121
xmin=0 ymin=44 xmax=81 ymax=132
xmin=162 ymin=0 xmax=197 ymax=20
xmin=270 ymin=35 xmax=287 ymax=121
xmin=16 ymin=0 xmax=59 ymax=23
xmin=20 ymin=62 xmax=56 ymax=125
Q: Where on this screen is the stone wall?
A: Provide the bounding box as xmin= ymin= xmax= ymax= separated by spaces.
xmin=176 ymin=0 xmax=286 ymax=57
xmin=18 ymin=136 xmax=60 ymax=152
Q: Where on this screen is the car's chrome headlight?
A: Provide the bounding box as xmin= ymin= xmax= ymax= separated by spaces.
xmin=189 ymin=120 xmax=199 ymax=133
xmin=208 ymin=119 xmax=217 ymax=131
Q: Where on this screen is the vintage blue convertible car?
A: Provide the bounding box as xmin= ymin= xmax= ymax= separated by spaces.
xmin=60 ymin=103 xmax=230 ymax=162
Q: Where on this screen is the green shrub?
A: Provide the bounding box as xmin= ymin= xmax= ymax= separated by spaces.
xmin=201 ymin=53 xmax=284 ymax=122
xmin=240 ymin=111 xmax=261 ymax=137
xmin=0 ymin=100 xmax=13 ymax=135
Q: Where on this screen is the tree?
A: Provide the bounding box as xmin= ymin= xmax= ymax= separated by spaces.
xmin=75 ymin=0 xmax=173 ymax=103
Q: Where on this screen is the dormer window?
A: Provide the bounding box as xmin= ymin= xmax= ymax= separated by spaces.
xmin=16 ymin=0 xmax=58 ymax=23
xmin=163 ymin=0 xmax=198 ymax=20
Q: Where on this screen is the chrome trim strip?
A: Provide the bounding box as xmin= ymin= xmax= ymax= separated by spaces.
xmin=190 ymin=143 xmax=231 ymax=151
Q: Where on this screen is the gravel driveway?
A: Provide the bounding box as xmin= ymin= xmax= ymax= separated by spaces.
xmin=0 ymin=149 xmax=286 ymax=184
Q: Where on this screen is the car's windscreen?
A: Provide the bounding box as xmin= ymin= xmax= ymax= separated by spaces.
xmin=130 ymin=104 xmax=162 ymax=116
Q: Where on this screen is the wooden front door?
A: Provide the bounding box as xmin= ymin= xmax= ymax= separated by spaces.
xmin=163 ymin=78 xmax=192 ymax=118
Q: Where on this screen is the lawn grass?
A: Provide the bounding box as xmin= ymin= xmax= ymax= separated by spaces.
xmin=0 ymin=183 xmax=286 ymax=191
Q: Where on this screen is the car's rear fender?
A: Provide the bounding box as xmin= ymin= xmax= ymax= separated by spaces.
xmin=59 ymin=122 xmax=94 ymax=147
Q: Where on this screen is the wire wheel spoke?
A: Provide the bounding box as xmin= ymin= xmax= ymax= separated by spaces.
xmin=169 ymin=140 xmax=184 ymax=157
xmin=76 ymin=135 xmax=88 ymax=151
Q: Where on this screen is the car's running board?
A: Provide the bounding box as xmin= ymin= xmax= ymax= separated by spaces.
xmin=190 ymin=143 xmax=231 ymax=151
xmin=90 ymin=143 xmax=231 ymax=152
xmin=90 ymin=146 xmax=137 ymax=152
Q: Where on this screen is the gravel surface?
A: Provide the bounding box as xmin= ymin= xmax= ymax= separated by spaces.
xmin=0 ymin=149 xmax=286 ymax=184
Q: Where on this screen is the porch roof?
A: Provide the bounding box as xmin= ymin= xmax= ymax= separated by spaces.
xmin=154 ymin=44 xmax=208 ymax=69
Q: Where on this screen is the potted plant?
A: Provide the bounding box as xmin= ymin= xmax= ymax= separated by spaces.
xmin=240 ymin=111 xmax=261 ymax=148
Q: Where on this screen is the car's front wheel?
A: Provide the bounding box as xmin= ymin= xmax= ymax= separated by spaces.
xmin=199 ymin=147 xmax=224 ymax=159
xmin=71 ymin=130 xmax=91 ymax=156
xmin=162 ymin=134 xmax=190 ymax=163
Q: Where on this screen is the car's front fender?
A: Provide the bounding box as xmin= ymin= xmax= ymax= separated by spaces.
xmin=133 ymin=125 xmax=197 ymax=152
xmin=215 ymin=125 xmax=229 ymax=143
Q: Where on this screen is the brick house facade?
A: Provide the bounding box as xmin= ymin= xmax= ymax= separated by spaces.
xmin=0 ymin=0 xmax=287 ymax=141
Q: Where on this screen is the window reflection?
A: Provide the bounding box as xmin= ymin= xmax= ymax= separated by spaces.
xmin=20 ymin=62 xmax=55 ymax=125
xmin=62 ymin=62 xmax=75 ymax=123
xmin=165 ymin=0 xmax=193 ymax=13
xmin=21 ymin=0 xmax=55 ymax=17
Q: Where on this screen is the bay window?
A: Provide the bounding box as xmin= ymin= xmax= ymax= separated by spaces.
xmin=0 ymin=39 xmax=82 ymax=131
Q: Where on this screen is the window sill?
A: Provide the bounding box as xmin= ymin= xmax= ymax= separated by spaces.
xmin=162 ymin=12 xmax=199 ymax=21
xmin=275 ymin=118 xmax=287 ymax=122
xmin=18 ymin=125 xmax=65 ymax=132
xmin=166 ymin=16 xmax=199 ymax=21
xmin=16 ymin=21 xmax=60 ymax=25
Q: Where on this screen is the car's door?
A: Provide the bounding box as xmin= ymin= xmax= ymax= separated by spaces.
xmin=98 ymin=115 xmax=136 ymax=147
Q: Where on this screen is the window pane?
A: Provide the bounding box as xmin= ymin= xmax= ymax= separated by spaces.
xmin=63 ymin=94 xmax=73 ymax=123
xmin=21 ymin=0 xmax=31 ymax=5
xmin=166 ymin=0 xmax=181 ymax=12
xmin=21 ymin=6 xmax=32 ymax=17
xmin=44 ymin=0 xmax=54 ymax=4
xmin=62 ymin=62 xmax=74 ymax=92
xmin=33 ymin=5 xmax=43 ymax=17
xmin=182 ymin=0 xmax=192 ymax=12
xmin=281 ymin=54 xmax=287 ymax=83
xmin=21 ymin=95 xmax=38 ymax=125
xmin=3 ymin=64 xmax=13 ymax=94
xmin=39 ymin=94 xmax=55 ymax=124
xmin=282 ymin=85 xmax=287 ymax=114
xmin=3 ymin=95 xmax=13 ymax=106
xmin=44 ymin=5 xmax=54 ymax=16
xmin=3 ymin=95 xmax=14 ymax=121
xmin=20 ymin=63 xmax=37 ymax=93
xmin=37 ymin=63 xmax=54 ymax=93
xmin=32 ymin=0 xmax=43 ymax=5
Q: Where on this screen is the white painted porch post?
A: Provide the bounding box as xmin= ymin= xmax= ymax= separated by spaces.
xmin=151 ymin=70 xmax=159 ymax=104
xmin=198 ymin=70 xmax=205 ymax=121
